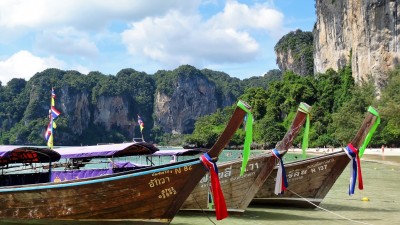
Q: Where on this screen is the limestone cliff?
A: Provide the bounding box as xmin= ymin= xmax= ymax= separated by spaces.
xmin=275 ymin=30 xmax=314 ymax=76
xmin=3 ymin=67 xmax=241 ymax=145
xmin=314 ymin=0 xmax=400 ymax=88
xmin=93 ymin=95 xmax=132 ymax=133
xmin=59 ymin=85 xmax=91 ymax=136
xmin=154 ymin=67 xmax=220 ymax=134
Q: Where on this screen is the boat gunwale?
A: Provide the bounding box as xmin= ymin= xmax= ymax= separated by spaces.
xmin=278 ymin=150 xmax=347 ymax=168
xmin=0 ymin=158 xmax=200 ymax=193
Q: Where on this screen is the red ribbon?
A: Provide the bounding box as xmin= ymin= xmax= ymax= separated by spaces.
xmin=200 ymin=153 xmax=228 ymax=220
xmin=344 ymin=143 xmax=363 ymax=195
xmin=272 ymin=149 xmax=288 ymax=195
xmin=348 ymin=143 xmax=363 ymax=190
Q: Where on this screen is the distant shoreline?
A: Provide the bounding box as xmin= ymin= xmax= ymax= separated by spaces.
xmin=289 ymin=147 xmax=400 ymax=156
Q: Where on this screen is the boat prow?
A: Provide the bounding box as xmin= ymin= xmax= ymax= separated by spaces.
xmin=0 ymin=101 xmax=251 ymax=223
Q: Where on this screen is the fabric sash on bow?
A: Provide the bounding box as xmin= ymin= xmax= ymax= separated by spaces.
xmin=272 ymin=149 xmax=288 ymax=195
xmin=344 ymin=143 xmax=363 ymax=195
xmin=358 ymin=106 xmax=381 ymax=158
xmin=237 ymin=101 xmax=253 ymax=176
xmin=200 ymin=153 xmax=228 ymax=220
xmin=298 ymin=102 xmax=310 ymax=159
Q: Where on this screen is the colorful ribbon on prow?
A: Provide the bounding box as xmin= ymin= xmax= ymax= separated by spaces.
xmin=344 ymin=143 xmax=363 ymax=195
xmin=272 ymin=149 xmax=288 ymax=195
xmin=358 ymin=106 xmax=380 ymax=158
xmin=344 ymin=106 xmax=380 ymax=195
xmin=298 ymin=102 xmax=311 ymax=159
xmin=200 ymin=153 xmax=228 ymax=220
xmin=237 ymin=101 xmax=253 ymax=176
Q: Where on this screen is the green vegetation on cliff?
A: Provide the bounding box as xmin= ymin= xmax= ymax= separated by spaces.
xmin=275 ymin=29 xmax=314 ymax=76
xmin=154 ymin=65 xmax=243 ymax=107
xmin=187 ymin=66 xmax=398 ymax=148
xmin=1 ymin=64 xmax=399 ymax=147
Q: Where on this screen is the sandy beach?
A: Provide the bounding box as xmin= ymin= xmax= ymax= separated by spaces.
xmin=172 ymin=149 xmax=400 ymax=225
xmin=290 ymin=147 xmax=400 ymax=156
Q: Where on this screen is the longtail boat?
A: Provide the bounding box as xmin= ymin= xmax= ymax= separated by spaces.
xmin=180 ymin=102 xmax=311 ymax=214
xmin=252 ymin=106 xmax=380 ymax=208
xmin=0 ymin=100 xmax=251 ymax=223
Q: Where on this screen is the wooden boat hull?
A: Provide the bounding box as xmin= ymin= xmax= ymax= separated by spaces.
xmin=0 ymin=100 xmax=252 ymax=223
xmin=252 ymin=151 xmax=350 ymax=208
xmin=181 ymin=102 xmax=311 ymax=213
xmin=181 ymin=153 xmax=276 ymax=214
xmin=0 ymin=160 xmax=206 ymax=224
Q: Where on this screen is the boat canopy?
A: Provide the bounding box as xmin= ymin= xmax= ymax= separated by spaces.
xmin=0 ymin=146 xmax=61 ymax=166
xmin=152 ymin=148 xmax=207 ymax=156
xmin=57 ymin=142 xmax=159 ymax=159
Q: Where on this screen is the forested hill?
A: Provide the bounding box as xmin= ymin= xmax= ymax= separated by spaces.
xmin=0 ymin=65 xmax=280 ymax=146
xmin=187 ymin=67 xmax=400 ymax=149
xmin=1 ymin=26 xmax=399 ymax=147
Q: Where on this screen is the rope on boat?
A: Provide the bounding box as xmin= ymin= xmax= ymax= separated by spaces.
xmin=193 ymin=194 xmax=217 ymax=225
xmin=287 ymin=189 xmax=373 ymax=225
xmin=192 ymin=179 xmax=217 ymax=225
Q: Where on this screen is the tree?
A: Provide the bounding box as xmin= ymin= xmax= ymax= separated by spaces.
xmin=378 ymin=68 xmax=400 ymax=146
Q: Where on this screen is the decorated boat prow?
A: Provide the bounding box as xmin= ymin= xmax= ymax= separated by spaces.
xmin=0 ymin=100 xmax=251 ymax=224
xmin=252 ymin=106 xmax=380 ymax=208
xmin=181 ymin=102 xmax=311 ymax=214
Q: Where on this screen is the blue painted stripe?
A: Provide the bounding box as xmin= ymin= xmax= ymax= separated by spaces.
xmin=0 ymin=160 xmax=200 ymax=193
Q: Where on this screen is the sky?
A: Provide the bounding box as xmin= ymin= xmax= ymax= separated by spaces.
xmin=0 ymin=0 xmax=316 ymax=85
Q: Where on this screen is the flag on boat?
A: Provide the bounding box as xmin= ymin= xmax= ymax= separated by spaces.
xmin=47 ymin=133 xmax=54 ymax=148
xmin=51 ymin=87 xmax=56 ymax=98
xmin=51 ymin=87 xmax=56 ymax=106
xmin=45 ymin=122 xmax=52 ymax=141
xmin=45 ymin=87 xmax=61 ymax=149
xmin=51 ymin=106 xmax=61 ymax=119
xmin=138 ymin=115 xmax=144 ymax=132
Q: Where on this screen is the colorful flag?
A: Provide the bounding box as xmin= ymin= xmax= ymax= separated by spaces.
xmin=45 ymin=122 xmax=52 ymax=141
xmin=51 ymin=87 xmax=56 ymax=106
xmin=51 ymin=87 xmax=56 ymax=98
xmin=47 ymin=133 xmax=54 ymax=148
xmin=51 ymin=106 xmax=61 ymax=119
xmin=138 ymin=115 xmax=144 ymax=132
xmin=45 ymin=87 xmax=61 ymax=149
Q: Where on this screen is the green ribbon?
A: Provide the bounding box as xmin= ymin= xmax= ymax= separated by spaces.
xmin=359 ymin=106 xmax=380 ymax=158
xmin=298 ymin=103 xmax=310 ymax=159
xmin=207 ymin=192 xmax=214 ymax=209
xmin=237 ymin=101 xmax=253 ymax=176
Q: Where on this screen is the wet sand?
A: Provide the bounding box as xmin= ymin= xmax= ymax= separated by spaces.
xmin=172 ymin=154 xmax=400 ymax=225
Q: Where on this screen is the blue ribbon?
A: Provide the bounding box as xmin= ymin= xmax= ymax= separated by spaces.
xmin=344 ymin=144 xmax=363 ymax=195
xmin=272 ymin=148 xmax=288 ymax=195
xmin=202 ymin=152 xmax=218 ymax=173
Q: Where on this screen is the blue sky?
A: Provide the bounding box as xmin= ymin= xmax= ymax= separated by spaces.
xmin=0 ymin=0 xmax=315 ymax=85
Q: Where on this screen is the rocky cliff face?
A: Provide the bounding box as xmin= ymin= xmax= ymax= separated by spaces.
xmin=2 ymin=67 xmax=242 ymax=145
xmin=275 ymin=30 xmax=314 ymax=76
xmin=154 ymin=75 xmax=219 ymax=134
xmin=93 ymin=95 xmax=132 ymax=133
xmin=59 ymin=85 xmax=91 ymax=136
xmin=276 ymin=49 xmax=313 ymax=76
xmin=314 ymin=0 xmax=400 ymax=88
xmin=55 ymin=91 xmax=138 ymax=144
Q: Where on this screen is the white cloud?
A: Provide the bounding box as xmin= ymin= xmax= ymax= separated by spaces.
xmin=121 ymin=1 xmax=283 ymax=69
xmin=208 ymin=1 xmax=285 ymax=38
xmin=0 ymin=0 xmax=200 ymax=29
xmin=0 ymin=0 xmax=289 ymax=80
xmin=34 ymin=27 xmax=99 ymax=58
xmin=0 ymin=51 xmax=65 ymax=85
